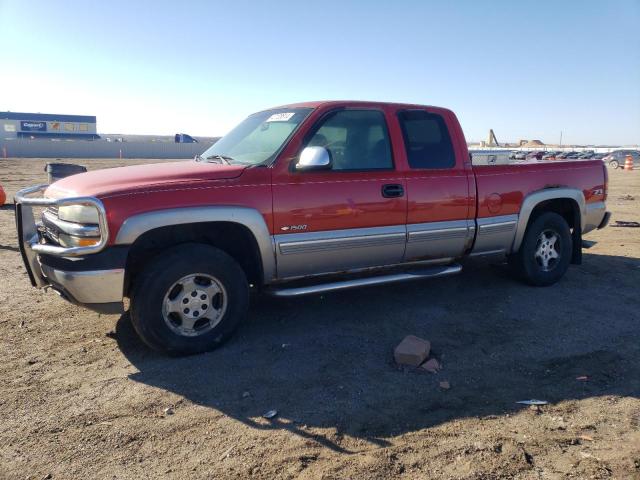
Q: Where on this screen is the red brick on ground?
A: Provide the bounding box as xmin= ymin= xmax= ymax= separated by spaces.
xmin=394 ymin=335 xmax=431 ymax=366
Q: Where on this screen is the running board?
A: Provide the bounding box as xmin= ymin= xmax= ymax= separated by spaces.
xmin=267 ymin=264 xmax=462 ymax=297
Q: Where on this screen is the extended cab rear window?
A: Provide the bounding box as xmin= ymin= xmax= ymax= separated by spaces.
xmin=398 ymin=110 xmax=455 ymax=169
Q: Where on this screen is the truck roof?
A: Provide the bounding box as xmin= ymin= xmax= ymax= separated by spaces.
xmin=271 ymin=100 xmax=450 ymax=113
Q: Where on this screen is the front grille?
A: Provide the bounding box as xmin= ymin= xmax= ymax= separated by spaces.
xmin=41 ymin=208 xmax=61 ymax=245
xmin=46 ymin=206 xmax=59 ymax=215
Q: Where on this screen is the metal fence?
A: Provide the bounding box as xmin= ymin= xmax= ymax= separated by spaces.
xmin=0 ymin=139 xmax=215 ymax=159
xmin=468 ymin=145 xmax=636 ymax=153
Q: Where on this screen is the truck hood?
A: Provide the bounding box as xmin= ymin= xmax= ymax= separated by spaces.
xmin=45 ymin=161 xmax=247 ymax=198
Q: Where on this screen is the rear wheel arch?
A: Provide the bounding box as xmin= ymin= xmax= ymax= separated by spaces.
xmin=528 ymin=197 xmax=581 ymax=230
xmin=512 ymin=189 xmax=585 ymax=253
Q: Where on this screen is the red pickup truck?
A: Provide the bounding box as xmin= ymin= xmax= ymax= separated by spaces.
xmin=16 ymin=101 xmax=610 ymax=354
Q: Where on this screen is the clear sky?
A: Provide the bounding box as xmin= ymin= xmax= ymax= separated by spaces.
xmin=1 ymin=0 xmax=639 ymax=145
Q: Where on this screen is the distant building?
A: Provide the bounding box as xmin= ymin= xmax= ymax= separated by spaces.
xmin=516 ymin=139 xmax=545 ymax=147
xmin=0 ymin=112 xmax=99 ymax=140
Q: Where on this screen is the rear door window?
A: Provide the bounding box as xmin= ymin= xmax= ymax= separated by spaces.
xmin=398 ymin=110 xmax=456 ymax=169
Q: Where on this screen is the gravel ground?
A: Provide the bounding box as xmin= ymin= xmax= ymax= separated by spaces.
xmin=0 ymin=159 xmax=639 ymax=480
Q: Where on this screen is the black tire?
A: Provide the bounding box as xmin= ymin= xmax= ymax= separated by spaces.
xmin=130 ymin=243 xmax=249 ymax=355
xmin=609 ymin=160 xmax=619 ymax=169
xmin=509 ymin=212 xmax=572 ymax=287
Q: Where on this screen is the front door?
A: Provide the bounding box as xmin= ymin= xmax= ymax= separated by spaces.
xmin=272 ymin=108 xmax=407 ymax=279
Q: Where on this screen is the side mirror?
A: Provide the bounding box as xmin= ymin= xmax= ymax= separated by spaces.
xmin=296 ymin=146 xmax=332 ymax=171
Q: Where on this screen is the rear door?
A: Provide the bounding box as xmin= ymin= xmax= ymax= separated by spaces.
xmin=396 ymin=108 xmax=475 ymax=261
xmin=271 ymin=107 xmax=407 ymax=279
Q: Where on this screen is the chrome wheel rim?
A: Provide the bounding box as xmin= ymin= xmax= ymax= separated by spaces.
xmin=534 ymin=229 xmax=561 ymax=272
xmin=162 ymin=273 xmax=228 ymax=337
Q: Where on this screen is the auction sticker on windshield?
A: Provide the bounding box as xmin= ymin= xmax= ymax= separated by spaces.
xmin=266 ymin=112 xmax=295 ymax=122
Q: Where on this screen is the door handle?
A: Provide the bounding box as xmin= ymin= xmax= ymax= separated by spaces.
xmin=382 ymin=184 xmax=404 ymax=198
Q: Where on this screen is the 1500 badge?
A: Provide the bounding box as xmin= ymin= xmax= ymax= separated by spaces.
xmin=280 ymin=224 xmax=308 ymax=231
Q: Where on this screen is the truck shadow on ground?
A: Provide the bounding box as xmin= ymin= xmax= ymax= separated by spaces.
xmin=115 ymin=253 xmax=640 ymax=453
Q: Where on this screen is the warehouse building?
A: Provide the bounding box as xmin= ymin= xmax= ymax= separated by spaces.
xmin=0 ymin=112 xmax=99 ymax=140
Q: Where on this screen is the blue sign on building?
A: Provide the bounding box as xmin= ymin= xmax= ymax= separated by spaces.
xmin=20 ymin=121 xmax=47 ymax=132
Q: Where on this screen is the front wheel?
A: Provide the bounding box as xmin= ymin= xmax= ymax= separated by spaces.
xmin=130 ymin=243 xmax=249 ymax=355
xmin=609 ymin=160 xmax=619 ymax=169
xmin=509 ymin=212 xmax=572 ymax=286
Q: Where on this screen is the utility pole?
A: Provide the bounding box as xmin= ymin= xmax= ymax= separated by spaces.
xmin=559 ymin=131 xmax=563 ymax=147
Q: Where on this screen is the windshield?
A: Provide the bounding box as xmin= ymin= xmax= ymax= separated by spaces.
xmin=200 ymin=107 xmax=313 ymax=165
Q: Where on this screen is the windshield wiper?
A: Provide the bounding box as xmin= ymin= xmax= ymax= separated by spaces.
xmin=206 ymin=154 xmax=234 ymax=165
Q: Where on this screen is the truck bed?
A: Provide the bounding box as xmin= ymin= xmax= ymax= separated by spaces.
xmin=473 ymin=158 xmax=606 ymax=218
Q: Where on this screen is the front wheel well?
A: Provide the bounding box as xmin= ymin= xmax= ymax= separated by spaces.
xmin=123 ymin=222 xmax=264 ymax=296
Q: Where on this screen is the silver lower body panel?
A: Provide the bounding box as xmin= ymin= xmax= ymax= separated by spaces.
xmin=584 ymin=201 xmax=607 ymax=235
xmin=274 ymin=225 xmax=406 ymax=279
xmin=405 ymin=219 xmax=474 ymax=261
xmin=470 ymin=214 xmax=518 ymax=256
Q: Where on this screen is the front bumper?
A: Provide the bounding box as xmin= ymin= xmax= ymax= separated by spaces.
xmin=40 ymin=264 xmax=125 ymax=314
xmin=14 ymin=185 xmax=125 ymax=314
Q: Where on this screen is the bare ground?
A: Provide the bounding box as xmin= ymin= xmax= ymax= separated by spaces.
xmin=0 ymin=159 xmax=639 ymax=480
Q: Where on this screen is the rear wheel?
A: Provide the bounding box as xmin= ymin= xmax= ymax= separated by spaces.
xmin=130 ymin=243 xmax=249 ymax=355
xmin=509 ymin=212 xmax=572 ymax=286
xmin=609 ymin=160 xmax=619 ymax=169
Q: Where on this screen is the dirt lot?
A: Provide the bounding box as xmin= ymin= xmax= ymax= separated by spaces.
xmin=0 ymin=159 xmax=639 ymax=479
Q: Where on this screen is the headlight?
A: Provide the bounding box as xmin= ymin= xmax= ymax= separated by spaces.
xmin=42 ymin=203 xmax=103 ymax=249
xmin=58 ymin=204 xmax=100 ymax=224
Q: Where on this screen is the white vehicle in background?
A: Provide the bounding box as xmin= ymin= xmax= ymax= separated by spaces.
xmin=469 ymin=150 xmax=512 ymax=165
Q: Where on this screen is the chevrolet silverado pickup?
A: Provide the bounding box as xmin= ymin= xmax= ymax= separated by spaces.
xmin=15 ymin=101 xmax=611 ymax=354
